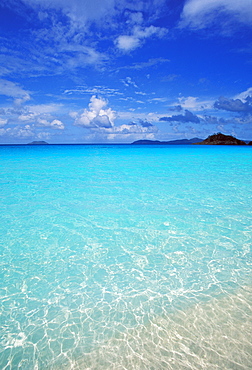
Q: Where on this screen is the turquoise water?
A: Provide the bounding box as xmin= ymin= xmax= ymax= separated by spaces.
xmin=0 ymin=144 xmax=251 ymax=369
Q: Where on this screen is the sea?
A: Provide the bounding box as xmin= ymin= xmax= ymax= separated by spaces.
xmin=0 ymin=144 xmax=251 ymax=370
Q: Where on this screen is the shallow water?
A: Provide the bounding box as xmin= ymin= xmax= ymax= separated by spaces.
xmin=0 ymin=145 xmax=251 ymax=369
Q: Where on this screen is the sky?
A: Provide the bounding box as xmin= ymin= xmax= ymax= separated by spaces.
xmin=0 ymin=0 xmax=252 ymax=144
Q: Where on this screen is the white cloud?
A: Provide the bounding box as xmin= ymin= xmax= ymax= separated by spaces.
xmin=177 ymin=96 xmax=213 ymax=111
xmin=0 ymin=79 xmax=31 ymax=104
xmin=18 ymin=113 xmax=36 ymax=122
xmin=118 ymin=57 xmax=170 ymax=70
xmin=0 ymin=12 xmax=107 ymax=78
xmin=0 ymin=118 xmax=7 ymax=127
xmin=62 ymin=45 xmax=107 ymax=69
xmin=64 ymin=86 xmax=122 ymax=97
xmin=50 ymin=119 xmax=64 ymax=129
xmin=72 ymin=95 xmax=159 ymax=142
xmin=26 ymin=104 xmax=62 ymax=114
xmin=20 ymin=0 xmax=115 ymax=26
xmin=117 ymin=111 xmax=161 ymax=123
xmin=126 ymin=11 xmax=143 ymax=25
xmin=85 ymin=122 xmax=158 ymax=142
xmin=233 ymin=115 xmax=252 ymax=125
xmin=16 ymin=125 xmax=34 ymax=138
xmin=36 ymin=131 xmax=51 ymax=140
xmin=37 ymin=118 xmax=65 ymax=129
xmin=121 ymin=77 xmax=138 ymax=88
xmin=134 ymin=25 xmax=167 ymax=39
xmin=101 ymin=123 xmax=157 ymax=135
xmin=180 ymin=0 xmax=252 ymax=30
xmin=73 ymin=95 xmax=116 ymax=128
xmin=21 ymin=0 xmax=167 ymax=28
xmin=2 ymin=125 xmax=35 ymax=139
xmin=0 ymin=124 xmax=52 ymax=140
xmin=178 ymin=96 xmax=199 ymax=109
xmin=116 ymin=36 xmax=140 ymax=52
xmin=234 ymin=87 xmax=252 ymax=102
xmin=116 ymin=25 xmax=168 ymax=52
xmin=16 ymin=104 xmax=65 ymax=130
xmin=0 ymin=128 xmax=11 ymax=136
xmin=1 ymin=1 xmax=168 ymax=77
xmin=69 ymin=111 xmax=78 ymax=119
xmin=149 ymin=97 xmax=169 ymax=103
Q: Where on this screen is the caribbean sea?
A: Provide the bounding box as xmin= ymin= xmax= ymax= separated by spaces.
xmin=0 ymin=144 xmax=251 ymax=369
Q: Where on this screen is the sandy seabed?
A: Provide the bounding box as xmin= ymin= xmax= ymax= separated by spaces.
xmin=52 ymin=285 xmax=252 ymax=370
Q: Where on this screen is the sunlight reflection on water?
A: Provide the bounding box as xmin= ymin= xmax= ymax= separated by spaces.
xmin=0 ymin=145 xmax=251 ymax=369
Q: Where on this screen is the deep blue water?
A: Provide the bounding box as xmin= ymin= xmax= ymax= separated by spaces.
xmin=0 ymin=145 xmax=252 ymax=369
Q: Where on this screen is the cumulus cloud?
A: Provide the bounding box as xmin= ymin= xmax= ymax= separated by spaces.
xmin=14 ymin=125 xmax=35 ymax=138
xmin=116 ymin=36 xmax=140 ymax=52
xmin=50 ymin=119 xmax=64 ymax=129
xmin=17 ymin=104 xmax=65 ymax=129
xmin=73 ymin=95 xmax=116 ymax=128
xmin=0 ymin=79 xmax=31 ymax=104
xmin=214 ymin=96 xmax=252 ymax=113
xmin=0 ymin=125 xmax=35 ymax=139
xmin=116 ymin=25 xmax=168 ymax=52
xmin=0 ymin=124 xmax=52 ymax=140
xmin=18 ymin=113 xmax=36 ymax=122
xmin=37 ymin=118 xmax=65 ymax=129
xmin=72 ymin=96 xmax=158 ymax=141
xmin=159 ymin=110 xmax=200 ymax=123
xmin=91 ymin=121 xmax=158 ymax=142
xmin=180 ymin=0 xmax=252 ymax=30
xmin=101 ymin=122 xmax=157 ymax=134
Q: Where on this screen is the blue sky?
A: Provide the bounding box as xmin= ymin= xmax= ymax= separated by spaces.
xmin=0 ymin=0 xmax=252 ymax=143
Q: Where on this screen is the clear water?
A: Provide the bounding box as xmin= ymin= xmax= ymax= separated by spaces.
xmin=0 ymin=144 xmax=251 ymax=369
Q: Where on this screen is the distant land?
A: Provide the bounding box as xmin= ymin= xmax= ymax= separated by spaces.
xmin=132 ymin=134 xmax=251 ymax=145
xmin=2 ymin=134 xmax=249 ymax=146
xmin=131 ymin=138 xmax=202 ymax=145
xmin=193 ymin=133 xmax=246 ymax=145
xmin=27 ymin=141 xmax=49 ymax=145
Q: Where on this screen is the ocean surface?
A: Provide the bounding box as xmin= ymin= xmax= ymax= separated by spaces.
xmin=0 ymin=144 xmax=251 ymax=370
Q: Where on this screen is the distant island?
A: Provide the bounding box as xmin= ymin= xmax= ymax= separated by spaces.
xmin=194 ymin=133 xmax=246 ymax=145
xmin=27 ymin=141 xmax=49 ymax=145
xmin=131 ymin=138 xmax=202 ymax=145
xmin=22 ymin=134 xmax=251 ymax=146
xmin=132 ymin=133 xmax=250 ymax=145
